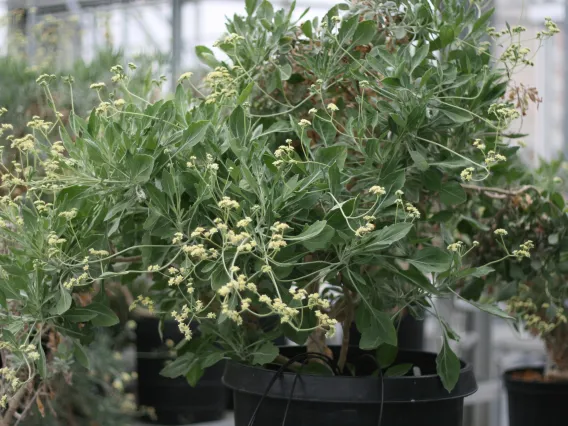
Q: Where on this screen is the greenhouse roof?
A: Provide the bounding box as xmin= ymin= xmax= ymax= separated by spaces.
xmin=7 ymin=0 xmax=148 ymax=14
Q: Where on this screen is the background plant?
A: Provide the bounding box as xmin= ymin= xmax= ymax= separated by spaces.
xmin=0 ymin=1 xmax=559 ymax=422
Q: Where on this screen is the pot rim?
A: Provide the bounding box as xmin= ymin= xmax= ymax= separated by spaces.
xmin=223 ymin=350 xmax=477 ymax=404
xmin=504 ymin=366 xmax=568 ymax=394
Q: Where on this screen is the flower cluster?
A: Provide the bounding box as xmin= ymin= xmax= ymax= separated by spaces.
xmin=484 ymin=150 xmax=507 ymax=166
xmin=537 ymin=17 xmax=560 ymax=38
xmin=172 ymin=305 xmax=194 ymax=340
xmin=355 ymin=216 xmax=376 ymax=237
xmin=447 ymin=241 xmax=464 ymax=253
xmin=63 ymin=272 xmax=89 ymax=290
xmin=512 ymin=240 xmax=534 ymax=260
xmin=218 ymin=196 xmax=240 ymax=210
xmin=369 ymin=185 xmax=386 ymax=196
xmin=204 ymin=66 xmax=237 ymax=104
xmin=460 ymin=167 xmax=475 ymax=182
xmin=507 ymin=296 xmax=568 ymax=335
xmin=11 ymin=134 xmax=35 ymax=151
xmin=488 ymin=103 xmax=521 ymax=122
xmin=268 ymin=221 xmax=290 ymax=251
xmin=129 ymin=295 xmax=155 ymax=313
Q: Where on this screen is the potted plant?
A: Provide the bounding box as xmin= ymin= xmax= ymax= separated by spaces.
xmin=0 ymin=0 xmax=557 ymax=425
xmin=454 ymin=158 xmax=568 ymax=426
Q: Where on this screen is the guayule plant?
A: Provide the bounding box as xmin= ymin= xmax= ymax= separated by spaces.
xmin=0 ymin=0 xmax=558 ymax=420
xmin=454 ymin=158 xmax=568 ymax=381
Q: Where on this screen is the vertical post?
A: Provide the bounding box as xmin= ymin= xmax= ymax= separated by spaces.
xmin=65 ymin=0 xmax=83 ymax=65
xmin=471 ymin=311 xmax=492 ymax=426
xmin=564 ymin=0 xmax=568 ymax=159
xmin=172 ymin=0 xmax=183 ymax=86
xmin=26 ymin=0 xmax=38 ymax=65
xmin=122 ymin=4 xmax=129 ymax=67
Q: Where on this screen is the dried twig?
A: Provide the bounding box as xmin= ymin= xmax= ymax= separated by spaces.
xmin=338 ymin=288 xmax=354 ymax=373
xmin=0 ymin=385 xmax=27 ymax=426
xmin=462 ymin=184 xmax=539 ymax=198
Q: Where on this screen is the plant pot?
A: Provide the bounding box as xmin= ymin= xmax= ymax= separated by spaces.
xmin=135 ymin=317 xmax=226 ymax=424
xmin=223 ymin=346 xmax=476 ymax=426
xmin=225 ymin=315 xmax=287 ymax=411
xmin=504 ymin=367 xmax=568 ymax=426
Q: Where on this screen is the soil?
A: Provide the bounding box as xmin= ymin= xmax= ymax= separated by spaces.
xmin=511 ymin=369 xmax=568 ymax=383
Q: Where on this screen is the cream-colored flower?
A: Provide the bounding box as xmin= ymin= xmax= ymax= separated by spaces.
xmin=369 ymin=185 xmax=386 ymax=196
xmin=178 ymin=72 xmax=193 ymax=82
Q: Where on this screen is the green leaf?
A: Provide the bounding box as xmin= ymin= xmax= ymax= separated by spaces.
xmin=161 ymin=353 xmax=196 ymax=378
xmin=381 ymin=77 xmax=401 ymax=87
xmin=88 ymin=303 xmax=120 ymax=327
xmin=237 ymin=82 xmax=254 ymax=105
xmin=315 ymin=146 xmax=346 ymax=169
xmin=229 ymin=106 xmax=248 ymax=140
xmin=195 ymin=45 xmax=220 ymax=68
xmin=200 ymin=351 xmax=225 ymax=369
xmin=211 ymin=266 xmax=230 ymax=290
xmin=186 ymin=363 xmax=205 ymax=387
xmin=439 ymin=106 xmax=473 ymax=123
xmin=440 ymin=25 xmax=455 ymax=47
xmin=391 ymin=265 xmax=440 ymax=294
xmin=456 ymin=265 xmax=494 ymax=279
xmin=279 ymin=64 xmax=292 ymax=81
xmin=389 ymin=113 xmax=406 ymax=128
xmin=464 ymin=300 xmax=513 ymax=319
xmin=313 ymin=118 xmax=336 ymax=146
xmin=459 ymin=215 xmax=490 ymax=231
xmin=411 ymin=44 xmax=429 ymax=72
xmin=353 ymin=20 xmax=376 ymax=45
xmin=257 ymin=0 xmax=274 ymax=21
xmin=127 ymin=154 xmax=154 ymax=184
xmin=472 ymin=8 xmax=495 ymax=33
xmin=74 ymin=342 xmax=91 ymax=369
xmin=301 ymin=20 xmax=313 ymax=38
xmin=179 ymin=120 xmax=209 ymax=151
xmin=358 ymin=307 xmax=397 ymax=350
xmin=409 ymin=150 xmax=429 ymax=171
xmin=338 ymin=15 xmax=359 ymax=44
xmin=251 ymin=341 xmax=279 ymax=365
xmin=367 ymin=223 xmax=413 ymax=249
xmin=440 ymin=182 xmax=467 ymax=205
xmin=460 ymin=279 xmax=485 ymax=301
xmin=431 ymin=25 xmax=455 ymax=51
xmin=436 ymin=337 xmax=460 ymax=392
xmin=409 ymin=247 xmax=452 ymax=273
xmin=287 ymin=220 xmax=327 ymax=242
xmin=161 ymin=170 xmax=176 ymax=199
xmin=50 ymin=286 xmax=72 ymax=315
xmin=377 ymin=344 xmax=397 ymax=368
xmin=245 ymin=0 xmax=259 ymax=15
xmin=302 ymin=225 xmax=335 ymax=251
xmin=393 ymin=26 xmax=406 ymax=40
xmin=64 ymin=307 xmax=98 ymax=323
xmin=385 ymin=363 xmax=413 ymax=377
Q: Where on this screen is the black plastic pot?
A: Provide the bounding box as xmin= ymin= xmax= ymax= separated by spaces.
xmin=505 ymin=367 xmax=568 ymax=426
xmin=225 ymin=316 xmax=287 ymax=411
xmin=136 ymin=317 xmax=226 ymax=424
xmin=224 ymin=346 xmax=476 ymax=426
